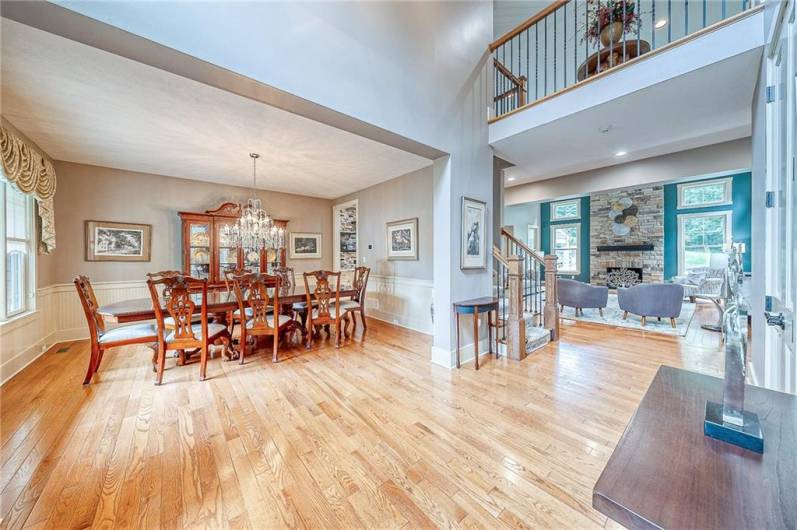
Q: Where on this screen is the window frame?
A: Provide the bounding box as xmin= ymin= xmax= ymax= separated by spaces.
xmin=550 ymin=198 xmax=581 ymax=221
xmin=1 ymin=180 xmax=37 ymax=322
xmin=551 ymin=222 xmax=581 ymax=275
xmin=676 ymin=177 xmax=733 ymax=209
xmin=677 ymin=210 xmax=733 ymax=275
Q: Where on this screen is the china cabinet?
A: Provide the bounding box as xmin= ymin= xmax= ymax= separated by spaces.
xmin=179 ymin=202 xmax=287 ymax=286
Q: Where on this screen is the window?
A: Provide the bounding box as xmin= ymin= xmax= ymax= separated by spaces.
xmin=551 ymin=223 xmax=580 ymax=274
xmin=677 ymin=211 xmax=732 ymax=274
xmin=677 ymin=177 xmax=733 ymax=209
xmin=1 ymin=180 xmax=35 ymax=320
xmin=550 ymin=199 xmax=580 ymax=221
xmin=527 ymin=225 xmax=538 ymax=250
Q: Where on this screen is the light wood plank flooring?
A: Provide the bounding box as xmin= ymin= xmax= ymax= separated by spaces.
xmin=1 ymin=303 xmax=726 ymax=529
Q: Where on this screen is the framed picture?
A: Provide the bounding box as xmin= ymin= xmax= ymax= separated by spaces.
xmin=461 ymin=197 xmax=487 ymax=270
xmin=289 ymin=232 xmax=322 ymax=259
xmin=386 ymin=218 xmax=419 ymax=260
xmin=85 ymin=220 xmax=151 ymax=262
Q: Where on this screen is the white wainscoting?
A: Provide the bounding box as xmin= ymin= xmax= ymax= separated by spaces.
xmin=1 ymin=276 xmax=434 ymax=385
xmin=0 ymin=280 xmax=149 ymax=385
xmin=364 ymin=274 xmax=434 ymax=335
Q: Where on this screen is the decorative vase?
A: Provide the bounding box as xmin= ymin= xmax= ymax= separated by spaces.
xmin=600 ymin=21 xmax=624 ymax=47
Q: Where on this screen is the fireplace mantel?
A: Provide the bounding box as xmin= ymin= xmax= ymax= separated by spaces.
xmin=596 ymin=244 xmax=655 ymax=252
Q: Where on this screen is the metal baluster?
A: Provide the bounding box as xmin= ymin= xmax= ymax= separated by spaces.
xmin=535 ymin=25 xmax=539 ymax=100
xmin=637 ymin=0 xmax=641 ymax=54
xmin=510 ymin=37 xmax=514 ymax=111
xmin=574 ymin=0 xmax=577 ymax=85
xmin=667 ymin=0 xmax=672 ymax=43
xmin=622 ymin=0 xmax=627 ymax=67
xmin=652 ymin=0 xmax=656 ymax=49
xmin=563 ymin=4 xmax=566 ymax=89
xmin=703 ymin=0 xmax=707 ymax=28
xmin=526 ymin=28 xmax=529 ymax=103
xmin=596 ymin=0 xmax=601 ymax=75
xmin=585 ymin=0 xmax=589 ymax=78
xmin=685 ymin=0 xmax=689 ymax=36
xmin=722 ymin=0 xmax=726 ymax=20
xmin=544 ymin=16 xmax=548 ymax=96
xmin=554 ymin=8 xmax=557 ymax=93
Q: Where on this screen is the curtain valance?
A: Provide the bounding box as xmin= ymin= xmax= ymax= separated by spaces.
xmin=0 ymin=126 xmax=56 ymax=253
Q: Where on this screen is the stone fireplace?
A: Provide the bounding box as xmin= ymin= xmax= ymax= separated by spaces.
xmin=590 ymin=185 xmax=664 ymax=285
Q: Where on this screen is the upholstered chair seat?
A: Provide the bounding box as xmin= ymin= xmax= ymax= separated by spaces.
xmin=332 ymin=299 xmax=360 ymax=311
xmin=246 ymin=314 xmax=291 ymax=328
xmin=98 ymin=323 xmax=158 ymax=344
xmin=312 ymin=306 xmax=344 ymax=319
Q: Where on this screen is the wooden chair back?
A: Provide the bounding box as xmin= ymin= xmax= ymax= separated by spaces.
xmin=303 ymin=271 xmax=341 ymax=325
xmin=147 ymin=274 xmax=209 ymax=349
xmin=223 ymin=265 xmax=248 ymax=292
xmin=352 ymin=266 xmax=371 ymax=304
xmin=233 ymin=273 xmax=280 ymax=334
xmin=272 ymin=266 xmax=296 ymax=294
xmin=74 ymin=275 xmax=106 ymax=339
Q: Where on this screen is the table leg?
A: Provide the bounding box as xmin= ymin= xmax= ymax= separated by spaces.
xmin=474 ymin=311 xmax=479 ymax=371
xmin=455 ymin=311 xmax=460 ymax=369
xmin=488 ymin=310 xmax=493 ymax=356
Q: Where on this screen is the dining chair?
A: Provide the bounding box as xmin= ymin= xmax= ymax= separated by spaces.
xmin=74 ymin=275 xmax=157 ymax=385
xmin=223 ymin=265 xmax=251 ymax=337
xmin=147 ymin=274 xmax=231 ymax=384
xmin=147 ymin=270 xmax=201 ymax=328
xmin=233 ymin=272 xmax=291 ymax=363
xmin=303 ymin=270 xmax=346 ymax=348
xmin=336 ymin=266 xmax=371 ymax=331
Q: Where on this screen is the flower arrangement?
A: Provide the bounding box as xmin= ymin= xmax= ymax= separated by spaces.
xmin=583 ymin=0 xmax=638 ymax=46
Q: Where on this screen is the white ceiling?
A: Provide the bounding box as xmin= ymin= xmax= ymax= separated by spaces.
xmin=0 ymin=19 xmax=432 ymax=199
xmin=494 ymin=48 xmax=760 ymax=187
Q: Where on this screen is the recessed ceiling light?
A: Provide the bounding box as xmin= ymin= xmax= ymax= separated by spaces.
xmin=507 ymin=177 xmax=516 ymax=181
xmin=655 ymin=19 xmax=668 ymax=29
xmin=615 ymin=150 xmax=628 ymax=157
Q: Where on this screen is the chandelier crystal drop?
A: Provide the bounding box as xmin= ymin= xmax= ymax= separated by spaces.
xmin=223 ymin=153 xmax=285 ymax=252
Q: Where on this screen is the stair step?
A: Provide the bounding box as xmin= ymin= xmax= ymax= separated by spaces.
xmin=524 ymin=324 xmax=550 ymax=354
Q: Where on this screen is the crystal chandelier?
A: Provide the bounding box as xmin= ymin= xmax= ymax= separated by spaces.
xmin=223 ymin=153 xmax=285 ymax=252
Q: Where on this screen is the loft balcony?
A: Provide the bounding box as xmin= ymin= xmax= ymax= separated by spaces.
xmin=488 ymin=0 xmax=766 ymax=185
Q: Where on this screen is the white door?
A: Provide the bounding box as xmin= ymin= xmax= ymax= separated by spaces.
xmin=764 ymin=0 xmax=796 ymax=394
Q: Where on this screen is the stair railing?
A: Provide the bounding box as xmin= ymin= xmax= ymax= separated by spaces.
xmin=492 ymin=245 xmax=509 ymax=348
xmin=489 ymin=0 xmax=759 ymax=119
xmin=500 ymin=228 xmax=559 ymax=340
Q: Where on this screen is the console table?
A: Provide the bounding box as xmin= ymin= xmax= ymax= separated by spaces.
xmin=593 ymin=366 xmax=796 ymax=529
xmin=453 ymin=297 xmax=499 ymax=370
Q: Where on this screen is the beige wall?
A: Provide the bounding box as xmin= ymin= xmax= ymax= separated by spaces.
xmin=39 ymin=162 xmax=333 ymax=286
xmin=334 ymin=165 xmax=433 ymax=281
xmin=505 ymin=138 xmax=752 ymax=204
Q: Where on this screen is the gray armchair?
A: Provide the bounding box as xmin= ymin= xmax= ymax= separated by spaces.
xmin=557 ymin=279 xmax=609 ymax=316
xmin=617 ymin=283 xmax=684 ymax=327
xmin=671 ymin=266 xmax=724 ymax=301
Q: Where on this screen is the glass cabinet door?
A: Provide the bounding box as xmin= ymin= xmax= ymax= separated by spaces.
xmin=243 ymin=247 xmax=261 ymax=272
xmin=187 ymin=222 xmax=211 ymax=279
xmin=215 ymin=220 xmax=240 ymax=279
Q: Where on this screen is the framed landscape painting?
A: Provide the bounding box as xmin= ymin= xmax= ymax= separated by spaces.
xmin=85 ymin=220 xmax=151 ymax=262
xmin=386 ymin=218 xmax=418 ymax=260
xmin=290 ymin=232 xmax=322 ymax=259
xmin=461 ymin=197 xmax=487 ymax=270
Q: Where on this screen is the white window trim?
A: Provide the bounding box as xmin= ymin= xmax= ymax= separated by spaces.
xmin=677 ymin=210 xmax=733 ymax=275
xmin=551 ymin=222 xmax=581 ymax=275
xmin=677 ymin=177 xmax=733 ymax=209
xmin=527 ymin=224 xmax=538 ymax=250
xmin=550 ymin=198 xmax=581 ymax=221
xmin=0 ymin=180 xmax=37 ymax=322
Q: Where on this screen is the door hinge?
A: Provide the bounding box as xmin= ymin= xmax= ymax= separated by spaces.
xmin=765 ymin=85 xmax=777 ymax=103
xmin=765 ymin=191 xmax=777 ymax=208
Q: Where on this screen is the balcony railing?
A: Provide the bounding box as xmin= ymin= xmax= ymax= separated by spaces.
xmin=490 ymin=0 xmax=758 ymax=120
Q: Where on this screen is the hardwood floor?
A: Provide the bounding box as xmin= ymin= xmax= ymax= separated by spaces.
xmin=0 ymin=303 xmax=727 ymax=529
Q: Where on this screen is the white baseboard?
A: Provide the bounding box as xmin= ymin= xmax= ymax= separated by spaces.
xmin=431 ymin=338 xmax=491 ymax=369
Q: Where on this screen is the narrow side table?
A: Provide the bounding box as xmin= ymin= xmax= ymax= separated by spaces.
xmin=453 ymin=297 xmax=499 ymax=370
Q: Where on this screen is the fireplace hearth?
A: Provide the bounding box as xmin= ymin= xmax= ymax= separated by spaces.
xmin=606 ymin=267 xmax=643 ymax=288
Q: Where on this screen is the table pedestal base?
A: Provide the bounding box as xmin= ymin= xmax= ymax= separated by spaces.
xmin=704 ymin=401 xmax=764 ymax=453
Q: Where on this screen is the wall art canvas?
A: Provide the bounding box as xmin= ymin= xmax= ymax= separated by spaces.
xmin=386 ymin=218 xmax=418 ymax=260
xmin=85 ymin=220 xmax=151 ymax=262
xmin=461 ymin=197 xmax=487 ymax=270
xmin=290 ymin=232 xmax=322 ymax=259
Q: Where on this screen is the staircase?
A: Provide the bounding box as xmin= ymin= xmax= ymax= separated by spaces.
xmin=492 ymin=228 xmax=559 ymax=359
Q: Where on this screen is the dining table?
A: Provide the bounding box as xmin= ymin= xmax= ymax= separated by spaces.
xmin=98 ymin=284 xmax=356 ymax=324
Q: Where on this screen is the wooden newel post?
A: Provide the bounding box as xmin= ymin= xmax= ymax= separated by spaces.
xmin=543 ymin=254 xmax=559 ymax=341
xmin=506 ymin=255 xmax=526 ymax=361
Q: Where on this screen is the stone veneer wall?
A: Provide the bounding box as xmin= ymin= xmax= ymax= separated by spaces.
xmin=589 ymin=185 xmax=664 ymax=285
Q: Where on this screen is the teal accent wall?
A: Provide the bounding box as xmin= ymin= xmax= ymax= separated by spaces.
xmin=541 ymin=196 xmax=591 ymax=283
xmin=663 ymin=172 xmax=752 ymax=279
